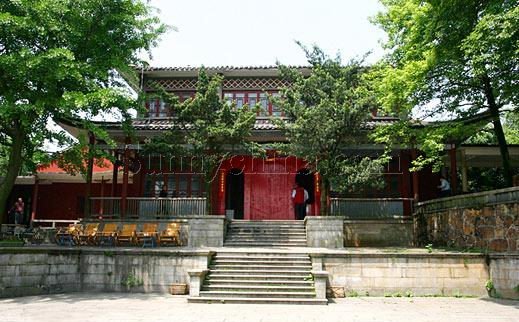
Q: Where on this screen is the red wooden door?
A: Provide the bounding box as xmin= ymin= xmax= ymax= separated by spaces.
xmin=248 ymin=161 xmax=294 ymax=220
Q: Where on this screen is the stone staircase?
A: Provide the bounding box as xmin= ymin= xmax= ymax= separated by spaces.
xmin=188 ymin=251 xmax=327 ymax=304
xmin=224 ymin=220 xmax=307 ymax=247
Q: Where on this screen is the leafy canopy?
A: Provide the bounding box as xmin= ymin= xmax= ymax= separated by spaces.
xmin=0 ymin=0 xmax=166 ymax=216
xmin=371 ymin=0 xmax=518 ymax=175
xmin=145 ymin=69 xmax=259 ymax=180
xmin=276 ymin=44 xmax=386 ymax=194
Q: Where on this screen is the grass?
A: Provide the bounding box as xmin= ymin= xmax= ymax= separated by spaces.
xmin=0 ymin=239 xmax=24 ymax=247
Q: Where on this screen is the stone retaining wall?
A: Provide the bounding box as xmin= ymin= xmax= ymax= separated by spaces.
xmin=0 ymin=248 xmax=212 ymax=298
xmin=315 ymin=252 xmax=489 ymax=297
xmin=414 ymin=187 xmax=519 ymax=252
xmin=489 ymin=254 xmax=519 ymax=300
xmin=344 ymin=219 xmax=413 ymax=247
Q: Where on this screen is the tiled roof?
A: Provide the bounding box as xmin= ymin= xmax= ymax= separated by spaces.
xmin=142 ymin=65 xmax=308 ymax=72
xmin=130 ymin=118 xmax=283 ymax=131
xmin=127 ymin=116 xmax=399 ymax=132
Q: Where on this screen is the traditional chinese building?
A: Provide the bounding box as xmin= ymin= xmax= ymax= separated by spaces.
xmin=6 ymin=66 xmax=519 ymax=225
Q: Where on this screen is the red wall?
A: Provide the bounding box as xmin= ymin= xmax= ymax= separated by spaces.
xmin=212 ymin=155 xmax=320 ymax=220
xmin=35 ymin=181 xmax=140 ymax=220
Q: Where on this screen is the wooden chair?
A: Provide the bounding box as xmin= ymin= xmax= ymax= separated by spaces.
xmin=160 ymin=223 xmax=181 ymax=246
xmin=55 ymin=224 xmax=82 ymax=246
xmin=117 ymin=224 xmax=137 ymax=246
xmin=136 ymin=223 xmax=158 ymax=247
xmin=78 ymin=223 xmax=99 ymax=245
xmin=96 ymin=223 xmax=118 ymax=246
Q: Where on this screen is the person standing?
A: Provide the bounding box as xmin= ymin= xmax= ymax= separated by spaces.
xmin=12 ymin=197 xmax=25 ymax=225
xmin=159 ymin=185 xmax=168 ymax=198
xmin=291 ymin=182 xmax=308 ymax=220
xmin=437 ymin=176 xmax=452 ymax=198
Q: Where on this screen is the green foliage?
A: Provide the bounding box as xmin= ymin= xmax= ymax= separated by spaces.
xmin=121 ymin=273 xmax=142 ymax=288
xmin=425 ymin=243 xmax=433 ymax=253
xmin=145 ymin=69 xmax=259 ymax=213
xmin=276 ymin=44 xmax=386 ymax=213
xmin=485 ymin=279 xmax=495 ymax=296
xmin=0 ymin=0 xmax=166 ymax=217
xmin=346 ymin=289 xmax=359 ymax=297
xmin=372 ymin=0 xmax=518 ymax=181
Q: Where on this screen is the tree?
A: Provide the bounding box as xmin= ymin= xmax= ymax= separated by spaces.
xmin=372 ymin=0 xmax=518 ymax=186
xmin=145 ymin=69 xmax=259 ymax=214
xmin=0 ymin=0 xmax=166 ymax=222
xmin=276 ymin=45 xmax=386 ymax=216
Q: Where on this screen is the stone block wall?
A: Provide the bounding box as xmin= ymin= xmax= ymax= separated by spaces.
xmin=305 ymin=217 xmax=344 ymax=248
xmin=415 ymin=187 xmax=519 ymax=252
xmin=0 ymin=249 xmax=81 ymax=297
xmin=0 ymin=248 xmax=213 ymax=298
xmin=344 ymin=219 xmax=413 ymax=247
xmin=321 ymin=253 xmax=489 ymax=297
xmin=489 ymin=254 xmax=519 ymax=300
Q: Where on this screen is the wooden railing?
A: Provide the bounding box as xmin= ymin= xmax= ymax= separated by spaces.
xmin=89 ymin=197 xmax=207 ymax=219
xmin=330 ymin=198 xmax=414 ymax=219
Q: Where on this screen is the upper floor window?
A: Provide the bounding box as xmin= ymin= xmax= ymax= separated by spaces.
xmin=223 ymin=91 xmax=283 ymax=117
xmin=146 ymin=97 xmax=169 ymax=118
xmin=143 ymin=92 xmax=195 ymax=119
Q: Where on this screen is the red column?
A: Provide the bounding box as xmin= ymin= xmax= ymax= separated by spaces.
xmin=99 ymin=178 xmax=105 ymax=215
xmin=111 ymin=151 xmax=119 ymax=197
xmin=85 ymin=132 xmax=95 ymax=218
xmin=120 ymin=138 xmax=131 ymax=218
xmin=411 ymin=149 xmax=420 ymax=201
xmin=30 ymin=177 xmax=39 ymax=226
xmin=449 ymin=146 xmax=458 ymax=194
xmin=314 ymin=172 xmax=321 ymax=216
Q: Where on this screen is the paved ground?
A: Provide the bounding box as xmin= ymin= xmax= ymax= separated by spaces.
xmin=1 ymin=293 xmax=517 ymax=322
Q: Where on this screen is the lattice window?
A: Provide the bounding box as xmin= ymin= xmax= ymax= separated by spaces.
xmin=146 ymin=77 xmax=290 ymax=91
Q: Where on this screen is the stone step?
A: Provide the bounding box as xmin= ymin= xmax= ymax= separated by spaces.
xmin=205 ymin=279 xmax=314 ymax=286
xmin=215 ymin=252 xmax=310 ymax=256
xmin=214 ymin=255 xmax=310 ymax=260
xmin=210 ymin=264 xmax=312 ymax=270
xmin=228 ymin=230 xmax=306 ymax=234
xmin=230 ymin=220 xmax=305 ymax=224
xmin=199 ymin=291 xmax=316 ymax=298
xmin=208 ymin=269 xmax=311 ymax=275
xmin=229 ymin=223 xmax=305 ymax=226
xmin=187 ymin=297 xmax=328 ymax=305
xmin=227 ymin=231 xmax=307 ymax=234
xmin=202 ymin=285 xmax=315 ymax=292
xmin=229 ymin=226 xmax=305 ymax=230
xmin=223 ymin=242 xmax=307 ymax=247
xmin=224 ymin=239 xmax=307 ymax=243
xmin=206 ymin=274 xmax=311 ymax=280
xmin=212 ymin=260 xmax=311 ymax=265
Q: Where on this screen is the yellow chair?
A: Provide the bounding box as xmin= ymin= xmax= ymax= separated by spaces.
xmin=117 ymin=224 xmax=137 ymax=245
xmin=160 ymin=223 xmax=181 ymax=246
xmin=55 ymin=224 xmax=82 ymax=246
xmin=78 ymin=223 xmax=99 ymax=245
xmin=136 ymin=223 xmax=158 ymax=247
xmin=96 ymin=223 xmax=118 ymax=246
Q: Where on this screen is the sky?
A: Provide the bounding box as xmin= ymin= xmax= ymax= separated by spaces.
xmin=47 ymin=0 xmax=388 ymax=152
xmin=145 ymin=0 xmax=387 ymax=67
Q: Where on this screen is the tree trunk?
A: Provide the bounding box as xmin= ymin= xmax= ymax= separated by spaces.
xmin=319 ymin=177 xmax=330 ymax=216
xmin=483 ymin=76 xmax=513 ymax=187
xmin=0 ymin=126 xmax=25 ymax=224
